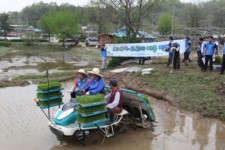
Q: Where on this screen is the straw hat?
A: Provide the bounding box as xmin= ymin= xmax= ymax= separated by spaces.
xmin=221 ymin=35 xmax=225 ymax=38
xmin=77 ymin=69 xmax=87 ymax=75
xmin=88 ymin=68 xmax=102 ymax=77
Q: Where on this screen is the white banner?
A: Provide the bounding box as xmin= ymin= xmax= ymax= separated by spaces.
xmin=106 ymin=39 xmax=186 ymax=57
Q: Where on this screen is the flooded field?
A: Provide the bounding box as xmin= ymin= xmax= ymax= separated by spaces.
xmin=0 ymin=83 xmax=225 ymax=150
xmin=0 ymin=46 xmax=100 ymax=81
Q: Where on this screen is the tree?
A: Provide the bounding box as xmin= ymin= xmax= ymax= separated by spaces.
xmin=87 ymin=1 xmax=114 ymax=33
xmin=38 ymin=12 xmax=55 ymax=42
xmin=0 ymin=13 xmax=11 ymax=40
xmin=186 ymin=5 xmax=202 ymax=28
xmin=38 ymin=10 xmax=80 ymax=44
xmin=96 ymin=0 xmax=162 ymax=40
xmin=158 ymin=12 xmax=172 ymax=35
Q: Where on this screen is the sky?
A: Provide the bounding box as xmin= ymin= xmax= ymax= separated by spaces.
xmin=0 ymin=0 xmax=210 ymax=13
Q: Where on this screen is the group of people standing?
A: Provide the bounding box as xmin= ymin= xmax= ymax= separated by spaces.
xmin=197 ymin=35 xmax=225 ymax=74
xmin=166 ymin=35 xmax=225 ymax=74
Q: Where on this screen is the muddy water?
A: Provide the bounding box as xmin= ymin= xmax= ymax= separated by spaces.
xmin=0 ymin=84 xmax=225 ymax=150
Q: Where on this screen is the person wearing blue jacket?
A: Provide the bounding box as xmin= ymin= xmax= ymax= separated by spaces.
xmin=204 ymin=36 xmax=217 ymax=71
xmin=100 ymin=45 xmax=107 ymax=70
xmin=68 ymin=69 xmax=90 ymax=98
xmin=221 ymin=36 xmax=225 ymax=74
xmin=86 ymin=68 xmax=105 ymax=95
xmin=166 ymin=37 xmax=174 ymax=67
xmin=184 ymin=37 xmax=192 ymax=65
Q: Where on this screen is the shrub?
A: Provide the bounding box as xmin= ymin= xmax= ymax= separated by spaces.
xmin=0 ymin=41 xmax=11 ymax=47
xmin=215 ymin=55 xmax=222 ymax=65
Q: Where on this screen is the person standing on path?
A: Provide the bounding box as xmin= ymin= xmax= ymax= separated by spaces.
xmin=204 ymin=36 xmax=217 ymax=71
xmin=100 ymin=45 xmax=107 ymax=70
xmin=184 ymin=37 xmax=192 ymax=65
xmin=220 ymin=35 xmax=225 ymax=74
xmin=166 ymin=37 xmax=174 ymax=67
xmin=172 ymin=42 xmax=180 ymax=70
xmin=197 ymin=38 xmax=205 ymax=70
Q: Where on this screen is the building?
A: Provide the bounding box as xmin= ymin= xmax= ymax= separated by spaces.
xmin=98 ymin=34 xmax=114 ymax=46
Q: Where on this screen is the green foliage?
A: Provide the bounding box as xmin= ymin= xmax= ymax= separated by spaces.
xmin=0 ymin=13 xmax=11 ymax=39
xmin=77 ymin=105 xmax=106 ymax=115
xmin=38 ymin=81 xmax=62 ymax=91
xmin=108 ymin=57 xmax=131 ymax=68
xmin=38 ymin=10 xmax=80 ymax=42
xmin=77 ymin=94 xmax=105 ymax=104
xmin=77 ymin=113 xmax=106 ymax=124
xmin=158 ymin=12 xmax=172 ymax=35
xmin=215 ymin=55 xmax=222 ymax=65
xmin=0 ymin=41 xmax=10 ymax=47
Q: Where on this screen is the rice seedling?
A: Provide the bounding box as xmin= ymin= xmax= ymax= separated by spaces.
xmin=77 ymin=94 xmax=105 ymax=104
xmin=77 ymin=104 xmax=106 ymax=115
xmin=77 ymin=113 xmax=106 ymax=124
xmin=37 ymin=81 xmax=62 ymax=91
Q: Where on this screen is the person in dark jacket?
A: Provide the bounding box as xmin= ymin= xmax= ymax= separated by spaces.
xmin=220 ymin=35 xmax=225 ymax=74
xmin=172 ymin=42 xmax=180 ymax=70
xmin=165 ymin=37 xmax=174 ymax=67
xmin=105 ymin=79 xmax=123 ymax=123
xmin=197 ymin=38 xmax=205 ymax=70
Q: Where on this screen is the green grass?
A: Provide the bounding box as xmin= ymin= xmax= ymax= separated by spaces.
xmin=77 ymin=105 xmax=106 ymax=115
xmin=37 ymin=81 xmax=61 ymax=91
xmin=77 ymin=113 xmax=106 ymax=124
xmin=141 ymin=63 xmax=225 ymax=120
xmin=77 ymin=94 xmax=105 ymax=104
xmin=37 ymin=92 xmax=62 ymax=99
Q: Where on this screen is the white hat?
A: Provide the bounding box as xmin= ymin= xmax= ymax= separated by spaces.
xmin=88 ymin=68 xmax=102 ymax=77
xmin=77 ymin=69 xmax=87 ymax=75
xmin=222 ymin=35 xmax=225 ymax=38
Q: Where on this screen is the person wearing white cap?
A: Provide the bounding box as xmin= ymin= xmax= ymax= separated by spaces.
xmin=69 ymin=69 xmax=90 ymax=98
xmin=220 ymin=35 xmax=225 ymax=74
xmin=86 ymin=68 xmax=105 ymax=95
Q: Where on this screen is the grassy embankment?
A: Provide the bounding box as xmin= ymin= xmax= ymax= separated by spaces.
xmin=141 ymin=63 xmax=225 ymax=120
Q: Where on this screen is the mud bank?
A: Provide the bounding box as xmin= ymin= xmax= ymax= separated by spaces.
xmin=103 ymin=72 xmax=177 ymax=106
xmin=0 ymin=84 xmax=225 ymax=150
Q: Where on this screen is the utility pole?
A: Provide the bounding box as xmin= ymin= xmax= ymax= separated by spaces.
xmin=171 ymin=6 xmax=175 ymax=36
